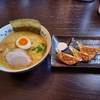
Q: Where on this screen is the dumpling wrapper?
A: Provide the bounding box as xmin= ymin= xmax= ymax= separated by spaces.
xmin=69 ymin=46 xmax=90 ymax=62
xmin=77 ymin=41 xmax=100 ymax=60
xmin=58 ymin=50 xmax=80 ymax=65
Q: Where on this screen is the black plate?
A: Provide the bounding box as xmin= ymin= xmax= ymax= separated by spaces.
xmin=51 ymin=35 xmax=100 ymax=68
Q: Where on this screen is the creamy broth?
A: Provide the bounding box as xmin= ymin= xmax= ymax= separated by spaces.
xmin=0 ymin=31 xmax=47 ymax=70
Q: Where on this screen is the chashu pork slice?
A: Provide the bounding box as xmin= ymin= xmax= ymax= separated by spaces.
xmin=5 ymin=48 xmax=32 ymax=67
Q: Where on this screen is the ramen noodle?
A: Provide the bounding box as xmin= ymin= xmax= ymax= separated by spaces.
xmin=0 ymin=31 xmax=47 ymax=70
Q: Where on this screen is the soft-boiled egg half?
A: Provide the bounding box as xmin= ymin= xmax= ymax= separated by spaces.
xmin=16 ymin=36 xmax=31 ymax=49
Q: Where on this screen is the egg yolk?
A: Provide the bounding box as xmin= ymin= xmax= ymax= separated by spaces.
xmin=18 ymin=38 xmax=28 ymax=46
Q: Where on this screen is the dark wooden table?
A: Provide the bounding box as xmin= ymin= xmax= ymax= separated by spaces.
xmin=0 ymin=0 xmax=100 ymax=100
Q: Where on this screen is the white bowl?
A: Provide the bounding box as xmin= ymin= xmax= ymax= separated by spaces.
xmin=0 ymin=24 xmax=51 ymax=73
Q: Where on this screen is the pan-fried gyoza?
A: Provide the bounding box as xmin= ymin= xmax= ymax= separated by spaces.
xmin=58 ymin=50 xmax=80 ymax=65
xmin=69 ymin=46 xmax=90 ymax=62
xmin=77 ymin=41 xmax=100 ymax=60
xmin=57 ymin=41 xmax=100 ymax=65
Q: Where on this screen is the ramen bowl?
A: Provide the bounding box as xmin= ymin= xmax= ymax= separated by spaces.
xmin=0 ymin=24 xmax=51 ymax=73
